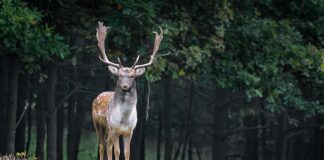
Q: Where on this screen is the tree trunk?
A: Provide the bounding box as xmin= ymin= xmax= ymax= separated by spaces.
xmin=67 ymin=93 xmax=77 ymax=160
xmin=26 ymin=101 xmax=32 ymax=153
xmin=133 ymin=79 xmax=148 ymax=160
xmin=260 ymin=112 xmax=270 ymax=160
xmin=46 ymin=64 xmax=58 ymax=160
xmin=163 ymin=75 xmax=172 ymax=160
xmin=180 ymin=81 xmax=195 ymax=160
xmin=5 ymin=55 xmax=19 ymax=154
xmin=0 ymin=55 xmax=9 ymax=154
xmin=316 ymin=116 xmax=324 ymax=160
xmin=314 ymin=116 xmax=324 ymax=160
xmin=56 ymin=68 xmax=66 ymax=160
xmin=67 ymin=67 xmax=82 ymax=160
xmin=212 ymin=89 xmax=229 ymax=160
xmin=275 ymin=111 xmax=288 ymax=160
xmin=180 ymin=136 xmax=187 ymax=160
xmin=194 ymin=142 xmax=202 ymax=160
xmin=172 ymin=120 xmax=184 ymax=160
xmin=15 ymin=75 xmax=28 ymax=153
xmin=244 ymin=115 xmax=258 ymax=160
xmin=186 ymin=81 xmax=194 ymax=160
xmin=156 ymin=108 xmax=162 ymax=160
xmin=36 ymin=75 xmax=46 ymax=160
xmin=73 ymin=100 xmax=85 ymax=160
xmin=57 ymin=106 xmax=64 ymax=160
xmin=187 ymin=137 xmax=193 ymax=160
xmin=67 ymin=80 xmax=85 ymax=160
xmin=15 ymin=99 xmax=26 ymax=153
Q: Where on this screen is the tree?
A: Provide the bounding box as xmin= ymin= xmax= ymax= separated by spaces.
xmin=0 ymin=0 xmax=69 ymax=156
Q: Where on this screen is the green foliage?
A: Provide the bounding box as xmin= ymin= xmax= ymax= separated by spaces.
xmin=0 ymin=0 xmax=69 ymax=72
xmin=215 ymin=2 xmax=324 ymax=115
xmin=93 ymin=0 xmax=323 ymax=117
xmin=27 ymin=0 xmax=322 ymax=117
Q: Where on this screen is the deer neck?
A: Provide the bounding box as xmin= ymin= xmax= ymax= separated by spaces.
xmin=113 ymin=81 xmax=137 ymax=106
xmin=109 ymin=81 xmax=137 ymax=126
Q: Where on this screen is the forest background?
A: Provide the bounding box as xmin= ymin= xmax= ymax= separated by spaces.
xmin=0 ymin=0 xmax=323 ymax=160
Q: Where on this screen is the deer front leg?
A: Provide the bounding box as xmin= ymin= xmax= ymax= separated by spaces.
xmin=106 ymin=136 xmax=113 ymax=160
xmin=98 ymin=143 xmax=104 ymax=160
xmin=113 ymin=136 xmax=120 ymax=160
xmin=123 ymin=134 xmax=133 ymax=160
xmin=93 ymin=123 xmax=106 ymax=160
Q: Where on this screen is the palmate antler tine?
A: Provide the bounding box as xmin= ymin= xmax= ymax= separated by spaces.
xmin=134 ymin=27 xmax=163 ymax=69
xmin=96 ymin=21 xmax=120 ymax=68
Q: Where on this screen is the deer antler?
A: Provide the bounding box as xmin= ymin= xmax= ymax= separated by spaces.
xmin=133 ymin=27 xmax=163 ymax=69
xmin=117 ymin=57 xmax=124 ymax=68
xmin=97 ymin=22 xmax=120 ymax=68
xmin=131 ymin=55 xmax=140 ymax=69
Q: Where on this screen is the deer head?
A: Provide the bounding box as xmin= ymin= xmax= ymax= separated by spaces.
xmin=96 ymin=22 xmax=163 ymax=91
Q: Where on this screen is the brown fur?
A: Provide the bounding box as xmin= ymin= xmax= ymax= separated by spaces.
xmin=92 ymin=92 xmax=114 ymax=160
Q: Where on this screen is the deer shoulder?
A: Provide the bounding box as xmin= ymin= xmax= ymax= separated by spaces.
xmin=92 ymin=92 xmax=114 ymax=128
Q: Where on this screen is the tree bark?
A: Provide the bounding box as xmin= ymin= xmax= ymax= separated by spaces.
xmin=69 ymin=95 xmax=86 ymax=160
xmin=180 ymin=136 xmax=187 ymax=160
xmin=5 ymin=55 xmax=19 ymax=154
xmin=36 ymin=74 xmax=46 ymax=160
xmin=244 ymin=115 xmax=258 ymax=160
xmin=67 ymin=90 xmax=76 ymax=160
xmin=260 ymin=112 xmax=270 ymax=160
xmin=26 ymin=101 xmax=32 ymax=153
xmin=186 ymin=81 xmax=194 ymax=160
xmin=67 ymin=92 xmax=77 ymax=160
xmin=57 ymin=106 xmax=64 ymax=160
xmin=314 ymin=116 xmax=324 ymax=160
xmin=73 ymin=100 xmax=85 ymax=160
xmin=56 ymin=68 xmax=66 ymax=160
xmin=15 ymin=75 xmax=29 ymax=153
xmin=212 ymin=89 xmax=229 ymax=160
xmin=156 ymin=108 xmax=162 ymax=160
xmin=187 ymin=137 xmax=193 ymax=160
xmin=172 ymin=120 xmax=184 ymax=160
xmin=0 ymin=55 xmax=9 ymax=154
xmin=277 ymin=111 xmax=288 ymax=160
xmin=163 ymin=75 xmax=172 ymax=160
xmin=133 ymin=79 xmax=148 ymax=160
xmin=46 ymin=64 xmax=58 ymax=160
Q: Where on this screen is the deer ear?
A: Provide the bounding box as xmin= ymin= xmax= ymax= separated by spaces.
xmin=135 ymin=68 xmax=146 ymax=77
xmin=108 ymin=66 xmax=119 ymax=76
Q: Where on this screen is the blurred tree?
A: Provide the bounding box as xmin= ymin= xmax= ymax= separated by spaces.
xmin=0 ymin=0 xmax=323 ymax=160
xmin=0 ymin=0 xmax=69 ymax=156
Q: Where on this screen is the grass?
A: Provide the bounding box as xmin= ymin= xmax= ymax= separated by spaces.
xmin=77 ymin=131 xmax=158 ymax=160
xmin=78 ymin=131 xmax=98 ymax=160
xmin=14 ymin=128 xmax=210 ymax=160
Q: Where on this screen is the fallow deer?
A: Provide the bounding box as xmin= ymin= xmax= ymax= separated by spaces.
xmin=92 ymin=22 xmax=163 ymax=160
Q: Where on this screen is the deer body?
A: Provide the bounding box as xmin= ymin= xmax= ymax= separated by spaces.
xmin=92 ymin=22 xmax=163 ymax=160
xmin=92 ymin=81 xmax=137 ymax=160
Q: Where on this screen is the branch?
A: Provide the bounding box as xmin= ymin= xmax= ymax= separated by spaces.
xmin=15 ymin=106 xmax=29 ymax=130
xmin=170 ymin=82 xmax=216 ymax=104
xmin=286 ymin=130 xmax=305 ymax=139
xmin=55 ymin=86 xmax=80 ymax=111
xmin=226 ymin=124 xmax=279 ymax=135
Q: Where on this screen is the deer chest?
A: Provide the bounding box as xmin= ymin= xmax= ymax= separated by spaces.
xmin=108 ymin=103 xmax=138 ymax=134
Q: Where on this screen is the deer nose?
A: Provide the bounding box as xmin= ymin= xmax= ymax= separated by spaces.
xmin=121 ymin=85 xmax=129 ymax=90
